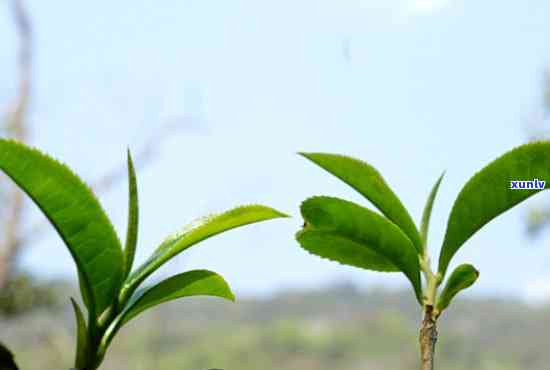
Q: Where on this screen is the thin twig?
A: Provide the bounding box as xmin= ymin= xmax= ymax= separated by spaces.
xmin=0 ymin=0 xmax=32 ymax=290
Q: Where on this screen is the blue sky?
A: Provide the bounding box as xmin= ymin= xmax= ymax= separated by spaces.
xmin=2 ymin=0 xmax=550 ymax=302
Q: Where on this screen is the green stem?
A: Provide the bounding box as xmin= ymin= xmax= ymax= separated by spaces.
xmin=420 ymin=254 xmax=439 ymax=306
xmin=83 ymin=304 xmax=122 ymax=370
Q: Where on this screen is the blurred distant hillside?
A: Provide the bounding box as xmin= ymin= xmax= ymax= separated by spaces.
xmin=2 ymin=282 xmax=549 ymax=370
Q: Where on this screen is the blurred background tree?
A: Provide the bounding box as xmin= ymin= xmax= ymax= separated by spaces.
xmin=0 ymin=272 xmax=68 ymax=316
xmin=2 ymin=284 xmax=549 ymax=370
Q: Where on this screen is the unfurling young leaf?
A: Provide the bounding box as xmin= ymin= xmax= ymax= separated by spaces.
xmin=123 ymin=150 xmax=139 ymax=280
xmin=435 ymin=264 xmax=479 ymax=315
xmin=71 ymin=298 xmax=90 ymax=369
xmin=420 ymin=172 xmax=445 ymax=251
xmin=296 ymin=196 xmax=422 ymax=302
xmin=0 ymin=139 xmax=124 ymax=318
xmin=299 ymin=153 xmax=422 ymax=252
xmin=438 ymin=142 xmax=550 ymax=276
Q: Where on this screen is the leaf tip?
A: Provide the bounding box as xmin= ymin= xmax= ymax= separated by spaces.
xmin=248 ymin=205 xmax=291 ymax=220
xmin=69 ymin=297 xmax=85 ymax=316
xmin=272 ymin=208 xmax=291 ymax=219
xmin=297 ymin=152 xmax=315 ymax=161
xmin=127 ymin=148 xmax=135 ymax=165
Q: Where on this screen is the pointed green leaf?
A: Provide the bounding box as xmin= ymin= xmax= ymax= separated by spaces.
xmin=436 ymin=264 xmax=479 ymax=314
xmin=121 ymin=205 xmax=288 ymax=302
xmin=438 ymin=142 xmax=550 ymax=276
xmin=70 ymin=298 xmax=90 ymax=369
xmin=297 ymin=231 xmax=399 ymax=272
xmin=420 ymin=172 xmax=445 ymax=251
xmin=0 ymin=139 xmax=124 ymax=316
xmin=123 ymin=150 xmax=139 ymax=279
xmin=121 ymin=270 xmax=234 ymax=325
xmin=299 ymin=152 xmax=422 ymax=252
xmin=98 ymin=270 xmax=234 ymax=355
xmin=0 ymin=342 xmax=18 ymax=370
xmin=296 ymin=196 xmax=422 ymax=302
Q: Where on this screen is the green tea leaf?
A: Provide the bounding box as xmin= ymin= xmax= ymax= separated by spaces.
xmin=297 ymin=196 xmax=422 ymax=302
xmin=0 ymin=342 xmax=18 ymax=370
xmin=121 ymin=205 xmax=288 ymax=302
xmin=436 ymin=264 xmax=479 ymax=314
xmin=299 ymin=153 xmax=422 ymax=252
xmin=420 ymin=172 xmax=445 ymax=251
xmin=123 ymin=150 xmax=139 ymax=279
xmin=0 ymin=139 xmax=124 ymax=317
xmin=121 ymin=270 xmax=234 ymax=325
xmin=99 ymin=270 xmax=235 ymax=355
xmin=70 ymin=298 xmax=90 ymax=369
xmin=297 ymin=231 xmax=398 ymax=272
xmin=438 ymin=142 xmax=550 ymax=276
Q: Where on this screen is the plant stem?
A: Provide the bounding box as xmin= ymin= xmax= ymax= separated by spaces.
xmin=419 ymin=243 xmax=441 ymax=370
xmin=419 ymin=305 xmax=438 ymax=370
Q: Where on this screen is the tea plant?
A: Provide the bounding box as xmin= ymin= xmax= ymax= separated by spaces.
xmin=0 ymin=139 xmax=287 ymax=370
xmin=295 ymin=142 xmax=550 ymax=370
